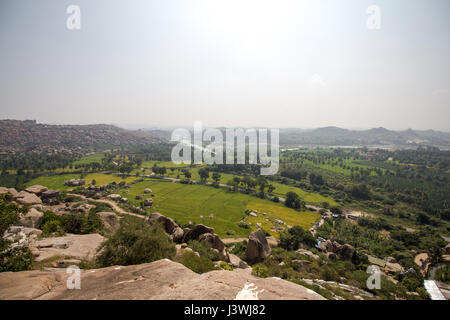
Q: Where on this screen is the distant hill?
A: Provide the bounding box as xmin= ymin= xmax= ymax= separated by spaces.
xmin=0 ymin=119 xmax=162 ymax=154
xmin=279 ymin=127 xmax=450 ymax=148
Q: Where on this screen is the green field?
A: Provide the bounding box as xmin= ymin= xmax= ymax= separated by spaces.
xmin=120 ymin=180 xmax=320 ymax=238
xmin=25 ymin=173 xmax=139 ymax=190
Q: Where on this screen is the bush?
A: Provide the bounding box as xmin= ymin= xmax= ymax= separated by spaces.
xmin=96 ymin=217 xmax=176 ymax=267
xmin=187 ymin=240 xmax=221 ymax=261
xmin=0 ymin=246 xmax=33 ymax=272
xmin=285 ymin=192 xmax=304 ymax=209
xmin=180 ymin=251 xmax=217 ymax=274
xmin=279 ymin=226 xmax=316 ymax=250
xmin=252 ymin=264 xmax=269 ymax=278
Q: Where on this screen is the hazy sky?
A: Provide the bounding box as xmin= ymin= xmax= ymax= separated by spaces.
xmin=0 ymin=0 xmax=449 ymax=131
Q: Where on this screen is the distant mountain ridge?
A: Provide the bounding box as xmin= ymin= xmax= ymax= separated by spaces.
xmin=0 ymin=119 xmax=162 ymax=154
xmin=279 ymin=126 xmax=450 ymax=148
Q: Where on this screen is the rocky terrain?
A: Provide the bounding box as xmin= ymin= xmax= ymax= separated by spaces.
xmin=0 ymin=119 xmax=162 ymax=154
xmin=0 ymin=259 xmax=325 ymax=300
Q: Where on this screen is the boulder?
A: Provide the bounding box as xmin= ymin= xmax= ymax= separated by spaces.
xmin=386 ymin=256 xmax=397 ymax=264
xmin=41 ymin=190 xmax=60 ymax=200
xmin=25 ymin=185 xmax=48 ymax=195
xmin=107 ymin=194 xmax=122 ymax=201
xmin=292 ymin=259 xmax=312 ymax=267
xmin=148 ymin=212 xmax=184 ymax=243
xmin=228 ymin=254 xmax=249 ymax=269
xmin=14 ymin=191 xmax=42 ymax=205
xmin=144 ymin=198 xmax=153 ymax=207
xmin=0 ymin=187 xmax=18 ymax=197
xmin=325 ymin=240 xmax=342 ymax=253
xmin=245 ymin=229 xmax=271 ymax=263
xmin=171 ymin=227 xmax=184 ymax=243
xmin=445 ymin=243 xmax=450 ymax=255
xmin=22 ymin=227 xmax=43 ymax=239
xmin=148 ymin=212 xmax=178 ymax=234
xmin=297 ymin=249 xmax=319 ymax=260
xmin=96 ymin=212 xmax=120 ymax=230
xmin=182 ymin=224 xmax=214 ymax=243
xmin=63 ymin=179 xmax=85 ymax=187
xmin=144 ymin=188 xmax=152 ymax=194
xmin=266 ymin=236 xmax=278 ymax=248
xmin=198 ymin=232 xmax=228 ymax=261
xmin=16 ymin=208 xmax=43 ymax=229
xmin=336 ymin=244 xmax=355 ymax=260
xmin=326 ymin=252 xmax=337 ymax=261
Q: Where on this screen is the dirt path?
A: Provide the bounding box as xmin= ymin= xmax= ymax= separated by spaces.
xmin=222 ymin=238 xmax=248 ymax=244
xmin=67 ymin=193 xmax=146 ymax=219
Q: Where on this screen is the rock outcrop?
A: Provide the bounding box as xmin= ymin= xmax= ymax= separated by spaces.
xmin=96 ymin=212 xmax=120 ymax=230
xmin=14 ymin=191 xmax=42 ymax=205
xmin=32 ymin=234 xmax=105 ymax=262
xmin=318 ymin=239 xmax=355 ymax=261
xmin=16 ymin=208 xmax=43 ymax=229
xmin=182 ymin=224 xmax=214 ymax=243
xmin=0 ymin=259 xmax=325 ymax=300
xmin=25 ymin=185 xmax=48 ymax=195
xmin=245 ymin=229 xmax=271 ymax=263
xmin=148 ymin=212 xmax=184 ymax=242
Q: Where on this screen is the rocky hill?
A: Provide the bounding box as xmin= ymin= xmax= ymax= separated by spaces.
xmin=0 ymin=119 xmax=162 ymax=154
xmin=0 ymin=259 xmax=325 ymax=300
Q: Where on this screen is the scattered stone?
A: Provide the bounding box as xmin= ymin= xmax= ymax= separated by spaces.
xmin=248 ymin=211 xmax=258 ymax=217
xmin=63 ymin=179 xmax=85 ymax=187
xmin=144 ymin=188 xmax=152 ymax=194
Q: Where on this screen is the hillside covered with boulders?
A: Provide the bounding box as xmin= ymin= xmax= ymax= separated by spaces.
xmin=0 ymin=119 xmax=162 ymax=154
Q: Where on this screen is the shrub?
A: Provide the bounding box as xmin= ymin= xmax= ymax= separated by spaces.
xmin=96 ymin=218 xmax=176 ymax=267
xmin=285 ymin=192 xmax=304 ymax=209
xmin=187 ymin=240 xmax=221 ymax=261
xmin=252 ymin=264 xmax=269 ymax=278
xmin=180 ymin=251 xmax=217 ymax=274
xmin=0 ymin=246 xmax=33 ymax=272
xmin=279 ymin=226 xmax=316 ymax=250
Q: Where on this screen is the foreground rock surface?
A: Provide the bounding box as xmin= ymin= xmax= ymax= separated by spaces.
xmin=0 ymin=259 xmax=325 ymax=300
xmin=32 ymin=234 xmax=105 ymax=261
